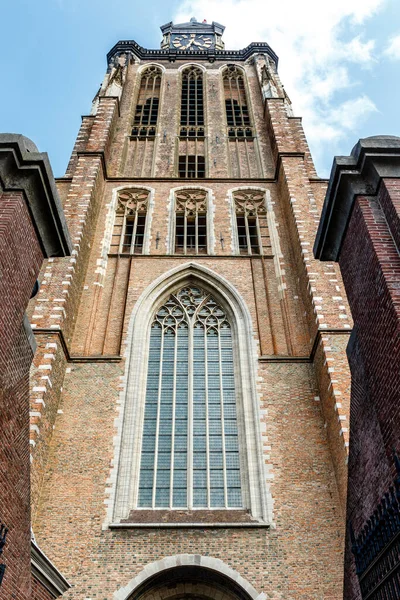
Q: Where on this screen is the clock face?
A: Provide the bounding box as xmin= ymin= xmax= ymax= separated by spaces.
xmin=172 ymin=34 xmax=214 ymax=50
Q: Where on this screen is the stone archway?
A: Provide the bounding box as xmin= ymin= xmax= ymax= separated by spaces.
xmin=114 ymin=554 xmax=266 ymax=600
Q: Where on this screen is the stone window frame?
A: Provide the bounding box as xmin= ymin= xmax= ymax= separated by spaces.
xmin=107 ymin=185 xmax=155 ymax=256
xmin=166 ymin=186 xmax=216 ymax=255
xmin=105 ymin=263 xmax=272 ymax=526
xmin=177 ymin=64 xmax=208 ymax=178
xmin=218 ymin=64 xmax=264 ymax=178
xmin=221 ymin=64 xmax=254 ymax=139
xmin=179 ymin=64 xmax=206 ymax=139
xmin=131 ymin=64 xmax=165 ymax=139
xmin=227 ymin=187 xmax=269 ymax=255
xmin=137 ymin=286 xmax=243 ymax=510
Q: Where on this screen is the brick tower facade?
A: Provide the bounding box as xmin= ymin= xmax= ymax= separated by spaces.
xmin=28 ymin=19 xmax=352 ymax=599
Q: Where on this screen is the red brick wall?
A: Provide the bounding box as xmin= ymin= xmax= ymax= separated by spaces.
xmin=0 ymin=190 xmax=43 ymax=600
xmin=31 ymin=577 xmax=55 ymax=600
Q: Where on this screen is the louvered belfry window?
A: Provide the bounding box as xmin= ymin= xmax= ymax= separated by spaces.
xmin=131 ymin=66 xmax=162 ymax=139
xmin=110 ymin=190 xmax=149 ymax=254
xmin=178 ymin=66 xmax=206 ymax=178
xmin=180 ymin=66 xmax=205 ymax=139
xmin=223 ymin=66 xmax=253 ymax=139
xmin=174 ymin=190 xmax=207 ymax=255
xmin=138 ymin=286 xmax=242 ymax=509
xmin=234 ymin=191 xmax=267 ymax=255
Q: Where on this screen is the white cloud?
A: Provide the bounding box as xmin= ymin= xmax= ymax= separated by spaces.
xmin=384 ymin=34 xmax=400 ymax=59
xmin=173 ymin=0 xmax=384 ymax=174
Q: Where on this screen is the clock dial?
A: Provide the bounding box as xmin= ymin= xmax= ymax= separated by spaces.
xmin=193 ymin=35 xmax=213 ymax=49
xmin=172 ymin=34 xmax=214 ymax=50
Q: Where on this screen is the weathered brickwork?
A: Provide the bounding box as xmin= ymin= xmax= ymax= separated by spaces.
xmin=29 ymin=23 xmax=353 ymax=600
xmin=314 ymin=137 xmax=400 ymax=599
xmin=35 ymin=360 xmax=344 ymax=599
xmin=0 ymin=191 xmax=43 ymax=600
xmin=31 ymin=578 xmax=55 ymax=600
xmin=0 ymin=135 xmax=70 ymax=598
xmin=340 ymin=186 xmax=400 ymax=599
xmin=29 ymin=334 xmax=68 ymax=515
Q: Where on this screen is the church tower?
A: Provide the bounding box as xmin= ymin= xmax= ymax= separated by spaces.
xmin=28 ymin=19 xmax=352 ymax=599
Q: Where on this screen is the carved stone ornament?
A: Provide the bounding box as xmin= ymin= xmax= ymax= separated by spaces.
xmin=117 ymin=190 xmax=149 ymax=216
xmin=175 ymin=190 xmax=207 ymax=214
xmin=233 ymin=191 xmax=266 ymax=215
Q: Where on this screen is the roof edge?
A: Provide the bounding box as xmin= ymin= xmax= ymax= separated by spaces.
xmin=314 ymin=135 xmax=400 ymax=261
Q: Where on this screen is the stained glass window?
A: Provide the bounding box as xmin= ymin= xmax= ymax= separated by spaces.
xmin=138 ymin=286 xmax=242 ymax=509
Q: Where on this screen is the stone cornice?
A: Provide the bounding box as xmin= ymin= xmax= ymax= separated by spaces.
xmin=0 ymin=134 xmax=72 ymax=258
xmin=31 ymin=542 xmax=70 ymax=598
xmin=107 ymin=40 xmax=278 ymax=67
xmin=314 ymin=135 xmax=400 ymax=261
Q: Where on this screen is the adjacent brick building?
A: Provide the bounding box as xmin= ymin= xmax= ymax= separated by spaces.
xmin=28 ymin=19 xmax=353 ymax=599
xmin=0 ymin=135 xmax=70 ymax=599
xmin=314 ymin=136 xmax=400 ymax=599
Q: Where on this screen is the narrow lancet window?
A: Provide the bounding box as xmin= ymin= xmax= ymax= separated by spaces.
xmin=234 ymin=191 xmax=269 ymax=255
xmin=178 ymin=66 xmax=205 ymax=177
xmin=180 ymin=66 xmax=205 ymax=139
xmin=223 ymin=66 xmax=253 ymax=139
xmin=131 ymin=67 xmax=162 ymax=139
xmin=138 ymin=286 xmax=242 ymax=509
xmin=110 ymin=190 xmax=149 ymax=254
xmin=174 ymin=190 xmax=207 ymax=255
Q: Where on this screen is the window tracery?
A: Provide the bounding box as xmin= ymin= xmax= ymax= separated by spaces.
xmin=110 ymin=189 xmax=149 ymax=254
xmin=178 ymin=66 xmax=206 ymax=178
xmin=233 ymin=190 xmax=268 ymax=255
xmin=138 ymin=285 xmax=242 ymax=509
xmin=174 ymin=190 xmax=208 ymax=254
xmin=223 ymin=66 xmax=253 ymax=139
xmin=180 ymin=66 xmax=205 ymax=139
xmin=131 ymin=66 xmax=162 ymax=139
xmin=222 ymin=66 xmax=260 ymax=178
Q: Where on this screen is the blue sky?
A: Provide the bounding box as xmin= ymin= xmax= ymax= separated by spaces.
xmin=1 ymin=0 xmax=399 ymax=177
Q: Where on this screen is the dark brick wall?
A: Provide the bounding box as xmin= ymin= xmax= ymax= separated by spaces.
xmin=339 ymin=180 xmax=400 ymax=599
xmin=0 ymin=190 xmax=43 ymax=600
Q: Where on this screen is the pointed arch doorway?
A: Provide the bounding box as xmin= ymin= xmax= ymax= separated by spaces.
xmin=114 ymin=555 xmax=266 ymax=600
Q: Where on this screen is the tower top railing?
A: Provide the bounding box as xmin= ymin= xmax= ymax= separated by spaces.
xmin=106 ymin=40 xmax=278 ymax=69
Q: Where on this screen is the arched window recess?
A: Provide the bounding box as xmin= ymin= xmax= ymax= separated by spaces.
xmin=108 ymin=263 xmax=272 ymax=526
xmin=110 ymin=189 xmax=150 ymax=255
xmin=175 ymin=189 xmax=208 ymax=255
xmin=138 ymin=285 xmax=242 ymax=510
xmin=233 ymin=190 xmax=269 ymax=255
xmin=223 ymin=65 xmax=253 ymax=140
xmin=179 ymin=66 xmax=205 ymax=139
xmin=131 ymin=66 xmax=162 ymax=139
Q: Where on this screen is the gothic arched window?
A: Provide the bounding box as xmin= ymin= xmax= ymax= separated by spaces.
xmin=131 ymin=66 xmax=162 ymax=139
xmin=178 ymin=66 xmax=206 ymax=178
xmin=180 ymin=66 xmax=205 ymax=139
xmin=233 ymin=190 xmax=269 ymax=255
xmin=223 ymin=66 xmax=253 ymax=139
xmin=110 ymin=189 xmax=149 ymax=254
xmin=137 ymin=286 xmax=242 ymax=509
xmin=174 ymin=190 xmax=208 ymax=255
